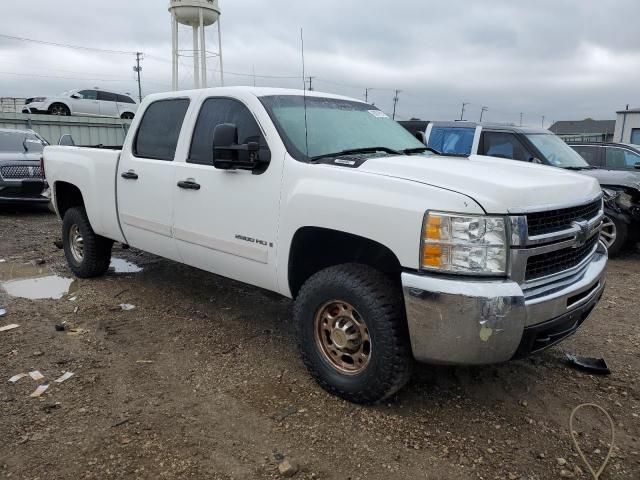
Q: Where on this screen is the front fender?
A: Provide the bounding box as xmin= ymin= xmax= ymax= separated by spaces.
xmin=276 ymin=161 xmax=485 ymax=296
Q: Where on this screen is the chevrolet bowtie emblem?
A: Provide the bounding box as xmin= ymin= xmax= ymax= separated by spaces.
xmin=571 ymin=220 xmax=590 ymax=247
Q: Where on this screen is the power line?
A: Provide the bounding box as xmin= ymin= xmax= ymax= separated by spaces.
xmin=0 ymin=33 xmax=136 ymax=55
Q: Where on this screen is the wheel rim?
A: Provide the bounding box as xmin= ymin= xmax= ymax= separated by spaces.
xmin=69 ymin=224 xmax=84 ymax=263
xmin=314 ymin=300 xmax=371 ymax=375
xmin=600 ymin=216 xmax=617 ymax=249
xmin=51 ymin=105 xmax=66 ymax=115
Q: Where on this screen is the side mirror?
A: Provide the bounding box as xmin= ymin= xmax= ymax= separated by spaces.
xmin=212 ymin=123 xmax=271 ymax=173
xmin=70 ymin=94 xmax=81 ymax=99
xmin=58 ymin=134 xmax=75 ymax=146
xmin=635 ymin=162 xmax=640 ymax=170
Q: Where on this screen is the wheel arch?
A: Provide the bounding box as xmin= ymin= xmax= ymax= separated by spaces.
xmin=287 ymin=226 xmax=403 ymax=298
xmin=54 ymin=181 xmax=85 ymax=219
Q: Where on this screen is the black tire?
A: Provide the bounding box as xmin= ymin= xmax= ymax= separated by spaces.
xmin=601 ymin=214 xmax=627 ymax=257
xmin=120 ymin=112 xmax=135 ymax=120
xmin=48 ymin=103 xmax=70 ymax=116
xmin=62 ymin=207 xmax=113 ymax=278
xmin=294 ymin=264 xmax=412 ymax=404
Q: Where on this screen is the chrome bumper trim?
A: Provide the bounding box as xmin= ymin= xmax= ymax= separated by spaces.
xmin=402 ymin=242 xmax=607 ymax=365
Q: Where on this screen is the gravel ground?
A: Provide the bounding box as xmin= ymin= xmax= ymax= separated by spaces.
xmin=0 ymin=207 xmax=639 ymax=480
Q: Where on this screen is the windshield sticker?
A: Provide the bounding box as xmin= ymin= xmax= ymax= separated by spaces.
xmin=368 ymin=110 xmax=389 ymax=118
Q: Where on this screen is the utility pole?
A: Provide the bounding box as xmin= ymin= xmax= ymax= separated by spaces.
xmin=133 ymin=52 xmax=143 ymax=103
xmin=541 ymin=115 xmax=545 ymax=128
xmin=307 ymin=76 xmax=315 ymax=91
xmin=480 ymin=106 xmax=488 ymax=122
xmin=392 ymin=89 xmax=401 ymax=120
xmin=460 ymin=102 xmax=469 ymax=121
xmin=365 ymin=88 xmax=372 ymax=103
xmin=520 ymin=112 xmax=523 ymax=126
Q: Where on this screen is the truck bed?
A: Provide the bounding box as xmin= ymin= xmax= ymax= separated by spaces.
xmin=44 ymin=146 xmax=126 ymax=243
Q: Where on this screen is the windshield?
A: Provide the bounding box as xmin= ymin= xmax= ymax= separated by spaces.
xmin=526 ymin=133 xmax=590 ymax=168
xmin=259 ymin=95 xmax=424 ymax=161
xmin=0 ymin=131 xmax=47 ymax=153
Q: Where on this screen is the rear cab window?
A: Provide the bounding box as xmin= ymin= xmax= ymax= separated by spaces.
xmin=134 ymin=98 xmax=190 ymax=161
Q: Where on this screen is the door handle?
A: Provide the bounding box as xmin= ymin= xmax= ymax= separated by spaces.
xmin=177 ymin=179 xmax=200 ymax=190
xmin=121 ymin=170 xmax=138 ymax=180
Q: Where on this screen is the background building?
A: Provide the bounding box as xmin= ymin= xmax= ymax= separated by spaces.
xmin=614 ymin=107 xmax=640 ymax=145
xmin=549 ymin=119 xmax=615 ymax=142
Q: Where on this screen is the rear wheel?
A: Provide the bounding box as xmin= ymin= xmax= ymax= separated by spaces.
xmin=48 ymin=103 xmax=70 ymax=116
xmin=62 ymin=207 xmax=113 ymax=278
xmin=294 ymin=264 xmax=412 ymax=404
xmin=601 ymin=214 xmax=627 ymax=257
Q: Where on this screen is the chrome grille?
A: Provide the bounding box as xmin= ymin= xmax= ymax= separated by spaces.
xmin=524 ymin=234 xmax=599 ymax=281
xmin=0 ymin=165 xmax=42 ymax=179
xmin=526 ymin=199 xmax=602 ymax=237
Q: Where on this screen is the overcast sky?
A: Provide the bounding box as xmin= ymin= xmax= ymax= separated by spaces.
xmin=1 ymin=0 xmax=639 ymax=126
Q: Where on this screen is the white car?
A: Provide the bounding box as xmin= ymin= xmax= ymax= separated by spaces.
xmin=43 ymin=87 xmax=607 ymax=403
xmin=22 ymin=88 xmax=138 ymax=119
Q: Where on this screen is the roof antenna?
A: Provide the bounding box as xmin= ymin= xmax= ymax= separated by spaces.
xmin=300 ymin=28 xmax=309 ymax=158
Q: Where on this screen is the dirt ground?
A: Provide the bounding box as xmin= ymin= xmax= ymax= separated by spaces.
xmin=0 ymin=207 xmax=638 ymax=480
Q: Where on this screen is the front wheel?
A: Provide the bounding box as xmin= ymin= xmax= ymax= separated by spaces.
xmin=48 ymin=103 xmax=70 ymax=116
xmin=600 ymin=215 xmax=627 ymax=257
xmin=62 ymin=207 xmax=113 ymax=278
xmin=294 ymin=264 xmax=412 ymax=404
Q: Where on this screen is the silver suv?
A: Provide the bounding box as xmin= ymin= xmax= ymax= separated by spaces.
xmin=0 ymin=128 xmax=49 ymax=205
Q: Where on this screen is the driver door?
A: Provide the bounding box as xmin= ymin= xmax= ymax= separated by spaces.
xmin=172 ymin=97 xmax=283 ymax=291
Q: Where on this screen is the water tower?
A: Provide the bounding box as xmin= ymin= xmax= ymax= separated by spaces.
xmin=169 ymin=0 xmax=224 ymax=90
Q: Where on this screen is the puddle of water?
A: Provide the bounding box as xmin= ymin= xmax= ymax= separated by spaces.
xmin=110 ymin=258 xmax=143 ymax=274
xmin=0 ymin=262 xmax=77 ymax=300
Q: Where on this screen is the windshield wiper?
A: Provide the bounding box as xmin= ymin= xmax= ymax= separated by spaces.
xmin=402 ymin=146 xmax=439 ymax=155
xmin=22 ymin=137 xmax=29 ymax=153
xmin=311 ymin=146 xmax=401 ymax=162
xmin=563 ymin=166 xmax=594 ymax=171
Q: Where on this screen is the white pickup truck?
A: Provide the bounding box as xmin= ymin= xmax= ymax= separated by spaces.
xmin=44 ymin=87 xmax=607 ymax=403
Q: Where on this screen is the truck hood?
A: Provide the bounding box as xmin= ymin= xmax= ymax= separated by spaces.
xmin=577 ymin=168 xmax=640 ymax=191
xmin=357 ymin=153 xmax=602 ymax=213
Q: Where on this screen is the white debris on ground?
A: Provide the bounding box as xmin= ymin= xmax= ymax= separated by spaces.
xmin=8 ymin=373 xmax=28 ymax=383
xmin=119 ymin=303 xmax=136 ymax=311
xmin=54 ymin=372 xmax=74 ymax=383
xmin=0 ymin=323 xmax=19 ymax=332
xmin=29 ymin=384 xmax=49 ymax=398
xmin=29 ymin=371 xmax=44 ymax=381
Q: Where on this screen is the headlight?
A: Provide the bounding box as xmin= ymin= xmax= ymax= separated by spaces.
xmin=32 ymin=97 xmax=47 ymax=103
xmin=421 ymin=212 xmax=508 ymax=275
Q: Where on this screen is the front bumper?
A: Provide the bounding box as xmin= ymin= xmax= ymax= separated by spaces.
xmin=402 ymin=242 xmax=607 ymax=365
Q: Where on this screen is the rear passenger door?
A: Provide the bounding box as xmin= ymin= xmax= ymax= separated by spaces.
xmin=97 ymin=91 xmax=119 ymax=117
xmin=605 ymin=146 xmax=640 ymax=170
xmin=117 ymin=98 xmax=191 ymax=261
